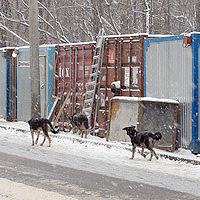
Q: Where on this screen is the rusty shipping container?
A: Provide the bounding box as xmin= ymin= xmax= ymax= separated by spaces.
xmin=55 ymin=34 xmax=148 ymax=136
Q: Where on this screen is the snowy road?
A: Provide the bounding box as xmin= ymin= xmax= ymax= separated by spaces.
xmin=0 ymin=124 xmax=200 ymax=199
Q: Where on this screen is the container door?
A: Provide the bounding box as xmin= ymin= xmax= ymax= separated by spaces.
xmin=17 ymin=50 xmax=31 ymax=121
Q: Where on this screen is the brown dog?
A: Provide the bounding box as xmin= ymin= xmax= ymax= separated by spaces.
xmin=123 ymin=125 xmax=162 ymax=161
xmin=69 ymin=113 xmax=89 ymax=138
xmin=28 ymin=118 xmax=59 ymax=147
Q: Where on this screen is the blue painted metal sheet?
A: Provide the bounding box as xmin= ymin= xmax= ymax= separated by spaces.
xmin=46 ymin=46 xmax=55 ymax=115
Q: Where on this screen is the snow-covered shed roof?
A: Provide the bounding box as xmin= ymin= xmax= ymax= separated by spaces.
xmin=111 ymin=96 xmax=179 ymax=104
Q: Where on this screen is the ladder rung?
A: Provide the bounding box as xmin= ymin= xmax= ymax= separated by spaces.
xmin=84 ymin=98 xmax=93 ymax=104
xmin=93 ymin=55 xmax=99 ymax=60
xmin=96 ymin=38 xmax=103 ymax=49
xmin=87 ymin=81 xmax=96 ymax=86
xmin=92 ymin=64 xmax=99 ymax=69
xmin=86 ymin=90 xmax=95 ymax=95
xmin=90 ymin=72 xmax=98 ymax=78
xmin=83 ymin=107 xmax=92 ymax=112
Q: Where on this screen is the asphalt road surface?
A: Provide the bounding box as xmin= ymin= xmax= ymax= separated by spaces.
xmin=0 ymin=151 xmax=199 ymax=200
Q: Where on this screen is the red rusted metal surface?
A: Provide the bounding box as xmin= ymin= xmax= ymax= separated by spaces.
xmin=55 ymin=42 xmax=95 ymax=124
xmin=55 ymin=35 xmax=148 ymax=135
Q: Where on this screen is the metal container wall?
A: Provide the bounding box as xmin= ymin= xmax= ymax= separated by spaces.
xmin=0 ymin=48 xmax=17 ymax=121
xmin=144 ymin=35 xmax=193 ymax=147
xmin=17 ymin=46 xmax=56 ymax=121
xmin=0 ymin=49 xmax=8 ymax=119
xmin=17 ymin=48 xmax=31 ymax=121
xmin=56 ymin=42 xmax=95 ymax=122
xmin=56 ymin=35 xmax=147 ymax=134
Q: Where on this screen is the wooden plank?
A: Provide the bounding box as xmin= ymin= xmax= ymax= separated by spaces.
xmin=53 ymin=92 xmax=70 ymax=126
xmin=47 ymin=97 xmax=60 ymax=121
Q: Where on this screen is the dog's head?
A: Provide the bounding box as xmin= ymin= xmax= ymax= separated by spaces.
xmin=154 ymin=132 xmax=162 ymax=140
xmin=28 ymin=118 xmax=33 ymax=125
xmin=122 ymin=125 xmax=137 ymax=137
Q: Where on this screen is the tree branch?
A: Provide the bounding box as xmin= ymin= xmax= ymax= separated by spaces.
xmin=0 ymin=23 xmax=29 ymax=44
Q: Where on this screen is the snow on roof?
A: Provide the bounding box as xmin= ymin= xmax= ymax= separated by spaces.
xmin=0 ymin=41 xmax=96 ymax=51
xmin=112 ymin=96 xmax=179 ymax=104
xmin=104 ymin=33 xmax=174 ymax=39
xmin=181 ymin=32 xmax=200 ymax=36
xmin=59 ymin=41 xmax=96 ymax=46
xmin=104 ymin=33 xmax=148 ymax=38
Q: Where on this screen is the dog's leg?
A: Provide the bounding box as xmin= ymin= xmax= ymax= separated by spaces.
xmin=35 ymin=130 xmax=40 ymax=145
xmin=40 ymin=135 xmax=46 ymax=146
xmin=72 ymin=128 xmax=76 ymax=134
xmin=149 ymin=151 xmax=153 ymax=161
xmin=31 ymin=130 xmax=34 ymax=146
xmin=141 ymin=147 xmax=146 ymax=158
xmin=129 ymin=146 xmax=136 ymax=160
xmin=80 ymin=130 xmax=83 ymax=138
xmin=85 ymin=129 xmax=88 ymax=138
xmin=78 ymin=129 xmax=81 ymax=135
xmin=153 ymin=150 xmax=159 ymax=160
xmin=46 ymin=134 xmax=52 ymax=147
xmin=147 ymin=147 xmax=158 ymax=161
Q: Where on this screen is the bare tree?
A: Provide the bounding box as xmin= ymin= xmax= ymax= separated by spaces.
xmin=0 ymin=0 xmax=200 ymax=47
xmin=144 ymin=0 xmax=151 ymax=34
xmin=196 ymin=0 xmax=200 ymax=31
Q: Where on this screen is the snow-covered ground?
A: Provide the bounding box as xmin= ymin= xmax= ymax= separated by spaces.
xmin=0 ymin=119 xmax=200 ymax=198
xmin=0 ymin=119 xmax=200 ymax=163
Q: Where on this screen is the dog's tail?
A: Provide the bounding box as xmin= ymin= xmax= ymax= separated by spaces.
xmin=46 ymin=119 xmax=59 ymax=134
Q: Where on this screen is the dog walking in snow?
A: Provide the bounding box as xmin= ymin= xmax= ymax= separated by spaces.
xmin=122 ymin=125 xmax=162 ymax=161
xmin=69 ymin=113 xmax=89 ymax=138
xmin=28 ymin=118 xmax=59 ymax=147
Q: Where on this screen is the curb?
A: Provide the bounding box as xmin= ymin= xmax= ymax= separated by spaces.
xmin=0 ymin=125 xmax=200 ymax=165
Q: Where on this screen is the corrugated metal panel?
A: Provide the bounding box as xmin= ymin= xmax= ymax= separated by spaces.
xmin=198 ymin=47 xmax=200 ymax=140
xmin=0 ymin=50 xmax=7 ymax=119
xmin=8 ymin=49 xmax=17 ymax=121
xmin=145 ymin=37 xmax=193 ymax=147
xmin=47 ymin=47 xmax=56 ymax=115
xmin=17 ymin=46 xmax=56 ymax=121
xmin=17 ymin=49 xmax=31 ymax=120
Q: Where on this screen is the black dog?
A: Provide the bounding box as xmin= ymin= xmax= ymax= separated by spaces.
xmin=122 ymin=125 xmax=162 ymax=161
xmin=28 ymin=118 xmax=59 ymax=147
xmin=69 ymin=113 xmax=89 ymax=138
